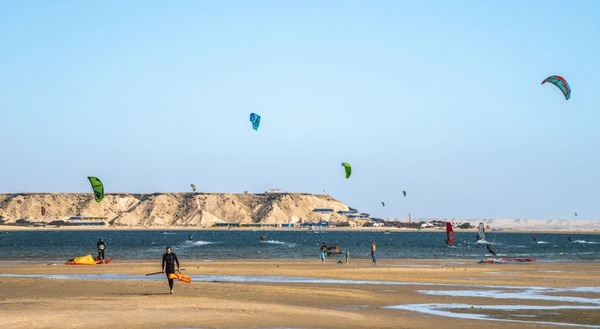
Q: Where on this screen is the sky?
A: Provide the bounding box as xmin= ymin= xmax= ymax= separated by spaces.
xmin=1 ymin=1 xmax=599 ymax=220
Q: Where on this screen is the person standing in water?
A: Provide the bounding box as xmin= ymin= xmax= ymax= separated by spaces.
xmin=96 ymin=238 xmax=107 ymax=263
xmin=486 ymin=244 xmax=496 ymax=256
xmin=370 ymin=241 xmax=377 ymax=265
xmin=162 ymin=246 xmax=180 ymax=295
xmin=320 ymin=243 xmax=327 ymax=264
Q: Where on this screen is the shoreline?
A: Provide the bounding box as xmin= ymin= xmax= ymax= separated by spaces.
xmin=2 ymin=224 xmax=599 ymax=234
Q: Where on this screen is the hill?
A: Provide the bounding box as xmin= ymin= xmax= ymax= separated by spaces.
xmin=0 ymin=192 xmax=356 ymax=228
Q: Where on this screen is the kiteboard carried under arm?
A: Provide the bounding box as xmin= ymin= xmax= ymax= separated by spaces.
xmin=168 ymin=273 xmax=192 ymax=284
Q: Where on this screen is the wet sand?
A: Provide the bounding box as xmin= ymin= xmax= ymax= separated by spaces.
xmin=1 ymin=259 xmax=599 ymax=328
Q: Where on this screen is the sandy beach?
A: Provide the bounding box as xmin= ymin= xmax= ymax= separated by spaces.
xmin=1 ymin=258 xmax=599 ymax=328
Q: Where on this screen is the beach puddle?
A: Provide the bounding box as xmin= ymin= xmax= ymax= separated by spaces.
xmin=387 ymin=303 xmax=600 ymax=327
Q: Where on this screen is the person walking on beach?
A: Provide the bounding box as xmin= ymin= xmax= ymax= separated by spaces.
xmin=162 ymin=246 xmax=181 ymax=295
xmin=370 ymin=241 xmax=377 ymax=265
xmin=344 ymin=250 xmax=350 ymax=264
xmin=320 ymin=243 xmax=327 ymax=264
xmin=96 ymin=238 xmax=107 ymax=263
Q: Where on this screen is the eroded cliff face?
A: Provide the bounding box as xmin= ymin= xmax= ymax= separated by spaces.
xmin=0 ymin=193 xmax=354 ymax=227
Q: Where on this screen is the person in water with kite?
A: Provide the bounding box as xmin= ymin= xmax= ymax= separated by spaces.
xmin=162 ymin=246 xmax=181 ymax=295
xmin=320 ymin=243 xmax=327 ymax=264
xmin=486 ymin=244 xmax=496 ymax=256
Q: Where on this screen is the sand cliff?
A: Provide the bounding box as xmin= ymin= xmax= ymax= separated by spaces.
xmin=0 ymin=193 xmax=354 ymax=227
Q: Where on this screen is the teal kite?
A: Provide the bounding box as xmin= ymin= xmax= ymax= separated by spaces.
xmin=249 ymin=113 xmax=261 ymax=130
xmin=542 ymin=75 xmax=571 ymax=100
xmin=87 ymin=176 xmax=104 ymax=202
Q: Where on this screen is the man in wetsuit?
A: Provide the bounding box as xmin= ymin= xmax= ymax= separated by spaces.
xmin=97 ymin=238 xmax=107 ymax=262
xmin=162 ymin=246 xmax=180 ymax=295
xmin=486 ymin=244 xmax=496 ymax=256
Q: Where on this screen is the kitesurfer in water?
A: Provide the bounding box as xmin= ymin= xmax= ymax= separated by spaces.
xmin=162 ymin=246 xmax=181 ymax=295
xmin=97 ymin=238 xmax=107 ymax=263
xmin=371 ymin=241 xmax=377 ymax=265
xmin=533 ymin=235 xmax=538 ymax=243
xmin=569 ymin=236 xmax=573 ymax=243
xmin=188 ymin=232 xmax=195 ymax=241
xmin=486 ymin=244 xmax=496 ymax=256
xmin=260 ymin=235 xmax=266 ymax=242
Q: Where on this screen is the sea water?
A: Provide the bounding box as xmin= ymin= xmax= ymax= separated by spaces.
xmin=0 ymin=230 xmax=598 ymax=262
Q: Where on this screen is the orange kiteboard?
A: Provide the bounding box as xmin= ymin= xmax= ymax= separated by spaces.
xmin=168 ymin=273 xmax=192 ymax=284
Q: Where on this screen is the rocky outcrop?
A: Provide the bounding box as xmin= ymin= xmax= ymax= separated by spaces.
xmin=0 ymin=193 xmax=355 ymax=227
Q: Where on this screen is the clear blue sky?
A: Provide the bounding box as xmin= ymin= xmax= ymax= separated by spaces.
xmin=1 ymin=1 xmax=599 ymax=220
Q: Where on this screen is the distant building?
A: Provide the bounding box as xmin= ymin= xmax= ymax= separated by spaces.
xmin=266 ymin=189 xmax=282 ymax=194
xmin=313 ymin=208 xmax=334 ymax=213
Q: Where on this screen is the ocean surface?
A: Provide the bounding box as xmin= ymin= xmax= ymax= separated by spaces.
xmin=0 ymin=229 xmax=598 ymax=262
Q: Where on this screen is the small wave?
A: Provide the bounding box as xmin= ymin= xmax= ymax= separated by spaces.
xmin=574 ymin=240 xmax=599 ymax=244
xmin=534 ymin=241 xmax=549 ymax=244
xmin=264 ymin=240 xmax=296 ymax=247
xmin=163 ymin=232 xmax=176 ymax=235
xmin=180 ymin=240 xmax=213 ymax=247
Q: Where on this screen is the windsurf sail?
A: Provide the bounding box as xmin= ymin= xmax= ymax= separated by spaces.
xmin=445 ymin=222 xmax=455 ymax=246
xmin=87 ymin=176 xmax=104 ymax=202
xmin=477 ymin=222 xmax=485 ymax=241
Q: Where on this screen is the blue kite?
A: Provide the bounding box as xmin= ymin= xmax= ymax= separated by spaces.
xmin=249 ymin=113 xmax=261 ymax=130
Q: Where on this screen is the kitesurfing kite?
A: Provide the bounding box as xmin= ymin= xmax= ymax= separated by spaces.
xmin=87 ymin=176 xmax=104 ymax=202
xmin=191 ymin=184 xmax=196 ymax=192
xmin=341 ymin=163 xmax=351 ymax=179
xmin=542 ymin=75 xmax=571 ymax=100
xmin=249 ymin=113 xmax=261 ymax=131
xmin=381 ymin=202 xmax=385 ymax=206
xmin=402 ymin=190 xmax=407 ymax=197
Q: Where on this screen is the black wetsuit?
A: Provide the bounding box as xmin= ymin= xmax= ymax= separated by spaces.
xmin=487 ymin=244 xmax=496 ymax=256
xmin=162 ymin=252 xmax=180 ymax=290
xmin=97 ymin=240 xmax=106 ymax=260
